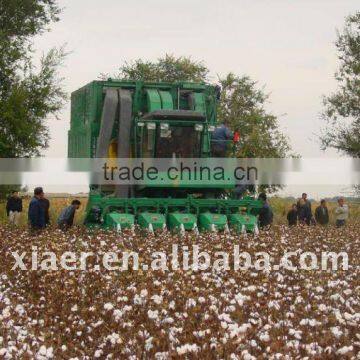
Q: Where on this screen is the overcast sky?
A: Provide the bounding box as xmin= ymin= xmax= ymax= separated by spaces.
xmin=33 ymin=0 xmax=359 ymax=196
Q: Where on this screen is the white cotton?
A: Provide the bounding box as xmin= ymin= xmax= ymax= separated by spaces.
xmin=133 ymin=294 xmax=145 ymax=305
xmin=39 ymin=346 xmax=47 ymax=355
xmin=104 ymin=303 xmax=114 ymax=311
xmin=186 ymin=299 xmax=196 ymax=308
xmin=0 ymin=349 xmax=8 ymax=357
xmin=218 ymin=313 xmax=232 ymax=323
xmin=246 ymin=286 xmax=257 ymax=292
xmin=2 ymin=307 xmax=11 ymax=319
xmin=113 ymin=309 xmax=123 ymax=322
xmin=92 ymin=320 xmax=103 ymax=328
xmin=151 ymin=295 xmax=163 ymax=305
xmin=299 ymin=318 xmax=321 ymax=327
xmin=176 ymin=344 xmax=199 ymax=355
xmin=46 ymin=348 xmax=53 ymax=358
xmin=330 ymin=294 xmax=345 ymax=304
xmin=334 ymin=310 xmax=345 ymax=324
xmin=234 ymin=293 xmax=250 ymax=306
xmin=268 ymin=300 xmax=280 ymax=310
xmin=162 ymin=317 xmax=174 ymax=324
xmin=145 ymin=337 xmax=153 ymax=351
xmin=148 ymin=310 xmax=159 ymax=320
xmin=336 ymin=345 xmax=353 ymax=355
xmin=259 ymin=332 xmax=270 ymax=342
xmin=15 ymin=305 xmax=25 ymax=316
xmin=107 ymin=333 xmax=121 ymax=345
xmin=228 ymin=323 xmax=251 ymax=338
xmin=140 ymin=289 xmax=148 ymax=297
xmin=331 ymin=327 xmax=343 ymax=338
xmin=344 ymin=312 xmax=359 ymax=322
xmin=289 ymin=329 xmax=302 ymax=340
xmin=94 ymin=350 xmax=103 ymax=358
xmin=221 ymin=322 xmax=228 ymax=329
xmin=154 ymin=352 xmax=168 ymax=360
xmin=168 ymin=301 xmax=175 ymax=310
xmin=35 ymin=345 xmax=53 ymax=359
xmin=241 ymin=350 xmax=257 ymax=360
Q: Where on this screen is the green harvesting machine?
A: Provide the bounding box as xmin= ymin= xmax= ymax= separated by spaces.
xmin=68 ymin=80 xmax=262 ymax=233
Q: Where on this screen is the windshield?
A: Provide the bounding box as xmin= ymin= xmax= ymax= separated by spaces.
xmin=155 ymin=125 xmax=201 ymax=158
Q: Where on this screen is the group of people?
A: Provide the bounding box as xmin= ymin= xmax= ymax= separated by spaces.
xmin=5 ymin=189 xmax=350 ymax=232
xmin=254 ymin=192 xmax=350 ymax=230
xmin=6 ymin=187 xmax=81 ymax=231
xmin=287 ymin=193 xmax=349 ymax=228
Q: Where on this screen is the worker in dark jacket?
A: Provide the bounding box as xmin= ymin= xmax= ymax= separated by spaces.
xmin=39 ymin=197 xmax=50 ymax=226
xmin=258 ymin=193 xmax=273 ymax=229
xmin=315 ymin=199 xmax=329 ymax=225
xmin=28 ymin=187 xmax=46 ymax=231
xmin=211 ymin=120 xmax=233 ymax=157
xmin=6 ymin=190 xmax=23 ymax=226
xmin=287 ymin=204 xmax=298 ymax=226
xmin=297 ymin=193 xmax=312 ymax=225
xmin=57 ymin=200 xmax=81 ymax=231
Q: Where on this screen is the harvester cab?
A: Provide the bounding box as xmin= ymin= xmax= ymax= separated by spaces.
xmin=68 ymin=80 xmax=262 ymax=233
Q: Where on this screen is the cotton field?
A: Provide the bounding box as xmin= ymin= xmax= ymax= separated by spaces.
xmin=0 ymin=224 xmax=359 ymax=359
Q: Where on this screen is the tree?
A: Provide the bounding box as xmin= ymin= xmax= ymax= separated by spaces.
xmin=114 ymin=55 xmax=291 ymax=159
xmin=218 ymin=73 xmax=291 ymax=158
xmin=0 ymin=0 xmax=66 ymax=198
xmin=113 ymin=54 xmax=209 ymax=83
xmin=321 ymin=12 xmax=360 ymax=157
xmin=0 ymin=0 xmax=66 ymax=158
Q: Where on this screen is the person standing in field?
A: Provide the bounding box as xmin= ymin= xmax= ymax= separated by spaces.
xmin=28 ymin=187 xmax=46 ymax=232
xmin=6 ymin=190 xmax=23 ymax=226
xmin=335 ymin=197 xmax=349 ymax=228
xmin=57 ymin=200 xmax=81 ymax=231
xmin=287 ymin=204 xmax=298 ymax=226
xmin=39 ymin=196 xmax=50 ymax=226
xmin=315 ymin=199 xmax=329 ymax=225
xmin=258 ymin=193 xmax=273 ymax=229
xmin=297 ymin=193 xmax=312 ymax=225
xmin=211 ymin=120 xmax=234 ymax=157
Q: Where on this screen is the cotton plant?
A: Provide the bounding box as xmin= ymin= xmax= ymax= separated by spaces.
xmin=0 ymin=223 xmax=359 ymax=358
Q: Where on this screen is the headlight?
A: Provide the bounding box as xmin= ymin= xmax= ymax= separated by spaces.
xmin=208 ymin=125 xmax=215 ymax=132
xmin=137 ymin=122 xmax=144 ymax=127
xmin=160 ymin=123 xmax=169 ymax=130
xmin=195 ymin=124 xmax=203 ymax=132
xmin=147 ymin=122 xmax=156 ymax=130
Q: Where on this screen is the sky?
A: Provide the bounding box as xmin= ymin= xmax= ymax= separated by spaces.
xmin=32 ymin=0 xmax=359 ymax=197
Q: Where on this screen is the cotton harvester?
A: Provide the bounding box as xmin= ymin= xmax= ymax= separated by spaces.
xmin=68 ymin=80 xmax=262 ymax=234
